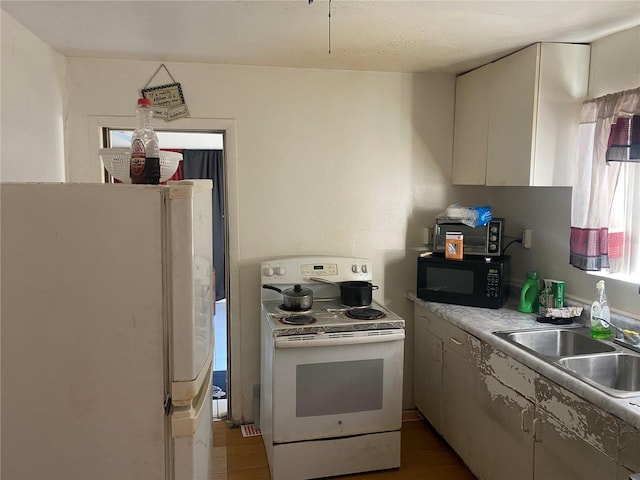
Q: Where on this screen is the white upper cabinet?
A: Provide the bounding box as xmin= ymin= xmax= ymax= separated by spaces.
xmin=452 ymin=43 xmax=591 ymax=186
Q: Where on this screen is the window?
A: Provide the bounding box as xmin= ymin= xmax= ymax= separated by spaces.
xmin=570 ymin=88 xmax=640 ymax=283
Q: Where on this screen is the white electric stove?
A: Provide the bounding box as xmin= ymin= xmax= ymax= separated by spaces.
xmin=259 ymin=256 xmax=405 ymax=480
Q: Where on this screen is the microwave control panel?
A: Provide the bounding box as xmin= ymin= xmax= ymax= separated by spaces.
xmin=486 ymin=268 xmax=502 ymax=298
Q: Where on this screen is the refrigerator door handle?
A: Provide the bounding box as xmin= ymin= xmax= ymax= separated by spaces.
xmin=164 ymin=394 xmax=172 ymax=415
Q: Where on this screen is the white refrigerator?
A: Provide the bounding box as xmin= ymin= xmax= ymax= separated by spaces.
xmin=1 ymin=180 xmax=214 ymax=480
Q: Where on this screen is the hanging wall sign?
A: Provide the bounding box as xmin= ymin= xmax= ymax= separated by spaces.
xmin=141 ymin=64 xmax=189 ymax=121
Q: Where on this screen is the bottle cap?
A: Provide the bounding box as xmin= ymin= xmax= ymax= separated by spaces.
xmin=137 ymin=98 xmax=152 ymax=106
xmin=527 ymin=271 xmax=539 ymax=280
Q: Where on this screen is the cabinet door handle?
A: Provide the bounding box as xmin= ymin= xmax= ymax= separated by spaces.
xmin=533 ymin=418 xmax=541 ymax=443
xmin=520 ymin=408 xmax=529 ymax=433
xmin=449 ymin=337 xmax=463 ymax=346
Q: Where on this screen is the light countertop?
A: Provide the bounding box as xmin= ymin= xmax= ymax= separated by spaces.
xmin=409 ymin=292 xmax=640 ymax=430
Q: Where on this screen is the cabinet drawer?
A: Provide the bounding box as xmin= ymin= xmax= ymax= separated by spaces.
xmin=414 ymin=304 xmax=480 ymax=360
xmin=441 ymin=321 xmax=478 ymax=360
xmin=480 ymin=342 xmax=538 ymax=402
xmin=414 ymin=304 xmax=447 ymax=339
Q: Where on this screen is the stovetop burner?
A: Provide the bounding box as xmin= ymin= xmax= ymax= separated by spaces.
xmin=278 ymin=304 xmax=311 ymax=314
xmin=280 ymin=314 xmax=316 ymax=325
xmin=345 ymin=308 xmax=385 ymax=320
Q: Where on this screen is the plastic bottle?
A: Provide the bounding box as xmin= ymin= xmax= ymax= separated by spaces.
xmin=130 ymin=98 xmax=160 ymax=184
xmin=518 ymin=271 xmax=540 ymax=313
xmin=590 ymin=280 xmax=612 ymax=339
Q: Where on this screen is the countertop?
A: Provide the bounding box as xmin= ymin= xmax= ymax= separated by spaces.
xmin=409 ymin=292 xmax=640 ymax=430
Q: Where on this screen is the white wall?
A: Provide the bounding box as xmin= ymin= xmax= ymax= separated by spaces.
xmin=0 ymin=12 xmax=66 ymax=182
xmin=62 ymin=57 xmax=456 ymax=422
xmin=589 ymin=26 xmax=640 ymax=98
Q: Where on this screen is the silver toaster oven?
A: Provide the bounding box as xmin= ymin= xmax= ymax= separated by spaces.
xmin=433 ymin=217 xmax=504 ymax=257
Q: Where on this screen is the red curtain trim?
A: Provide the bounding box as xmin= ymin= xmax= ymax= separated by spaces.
xmin=607 ymin=231 xmax=624 ymax=259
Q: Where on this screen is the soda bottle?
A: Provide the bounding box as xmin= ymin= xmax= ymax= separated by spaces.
xmin=130 ymin=98 xmax=160 ymax=184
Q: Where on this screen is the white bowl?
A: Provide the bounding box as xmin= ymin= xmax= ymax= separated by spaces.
xmin=99 ymin=148 xmax=182 ymax=183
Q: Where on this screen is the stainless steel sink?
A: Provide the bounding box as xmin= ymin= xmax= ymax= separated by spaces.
xmin=558 ymin=354 xmax=640 ymax=397
xmin=494 ymin=327 xmax=640 ymax=398
xmin=494 ymin=328 xmax=616 ymax=359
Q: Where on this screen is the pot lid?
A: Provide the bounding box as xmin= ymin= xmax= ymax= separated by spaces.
xmin=284 ymin=284 xmax=313 ymax=297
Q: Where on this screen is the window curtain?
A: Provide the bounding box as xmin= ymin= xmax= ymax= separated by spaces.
xmin=182 ymin=150 xmax=226 ymax=301
xmin=570 ymin=87 xmax=640 ymax=271
xmin=606 ymin=113 xmax=640 ymax=163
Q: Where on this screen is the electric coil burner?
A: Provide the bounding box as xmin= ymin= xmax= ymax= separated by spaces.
xmin=279 ymin=304 xmax=311 ymax=313
xmin=345 ymin=307 xmax=385 ymax=320
xmin=280 ymin=314 xmax=316 ymax=325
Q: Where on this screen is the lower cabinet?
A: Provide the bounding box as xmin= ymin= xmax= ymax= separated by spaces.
xmin=414 ymin=304 xmax=634 ymax=480
xmin=476 ymin=374 xmax=535 ymax=479
xmin=618 ymin=422 xmax=640 ymax=477
xmin=533 ymin=377 xmax=619 ymax=480
xmin=533 ymin=409 xmax=617 ymax=479
xmin=441 ymin=327 xmax=485 ymax=478
xmin=414 ymin=304 xmax=485 ymax=477
xmin=413 ymin=313 xmax=442 ymax=431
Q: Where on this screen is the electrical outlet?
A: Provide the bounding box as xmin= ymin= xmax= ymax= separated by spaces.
xmin=522 ymin=229 xmax=532 ymax=249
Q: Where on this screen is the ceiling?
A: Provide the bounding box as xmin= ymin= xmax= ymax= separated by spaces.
xmin=2 ymin=0 xmax=639 ymax=74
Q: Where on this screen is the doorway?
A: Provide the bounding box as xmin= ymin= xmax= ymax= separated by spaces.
xmin=105 ymin=129 xmax=229 ymax=420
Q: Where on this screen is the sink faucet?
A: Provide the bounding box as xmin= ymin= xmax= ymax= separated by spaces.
xmin=593 ymin=317 xmax=640 ymax=345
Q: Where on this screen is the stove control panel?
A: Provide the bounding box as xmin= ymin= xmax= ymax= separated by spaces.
xmin=261 ymin=256 xmax=373 ymax=283
xmin=301 ymin=263 xmax=338 ymax=277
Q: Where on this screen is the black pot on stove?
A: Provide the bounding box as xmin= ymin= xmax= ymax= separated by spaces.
xmin=339 ymin=281 xmax=379 ymax=306
xmin=310 ymin=277 xmax=379 ymax=307
xmin=262 ymin=284 xmax=313 ymax=311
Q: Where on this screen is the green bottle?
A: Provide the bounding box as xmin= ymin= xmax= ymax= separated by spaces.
xmin=590 ymin=280 xmax=612 ymax=339
xmin=518 ymin=271 xmax=540 ymax=313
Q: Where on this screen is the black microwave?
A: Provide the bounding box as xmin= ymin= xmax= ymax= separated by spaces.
xmin=417 ymin=253 xmax=510 ymax=309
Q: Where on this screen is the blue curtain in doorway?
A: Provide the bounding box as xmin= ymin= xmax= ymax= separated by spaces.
xmin=182 ymin=150 xmax=226 ymax=301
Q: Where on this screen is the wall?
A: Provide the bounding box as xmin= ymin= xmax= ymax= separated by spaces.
xmin=454 ymin=26 xmax=640 ymax=319
xmin=61 ymin=57 xmax=456 ymax=422
xmin=0 ymin=12 xmax=66 ymax=182
xmin=589 ymin=26 xmax=640 ymax=98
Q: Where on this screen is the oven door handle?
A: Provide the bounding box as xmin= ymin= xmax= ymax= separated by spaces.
xmin=274 ymin=330 xmax=405 ymax=348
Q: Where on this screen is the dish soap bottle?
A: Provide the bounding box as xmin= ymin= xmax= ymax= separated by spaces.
xmin=590 ymin=280 xmax=611 ymax=339
xmin=518 ymin=271 xmax=540 ymax=313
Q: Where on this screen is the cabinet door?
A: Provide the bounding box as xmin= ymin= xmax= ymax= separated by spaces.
xmin=452 ymin=63 xmax=491 ymax=185
xmin=486 ymin=44 xmax=539 ymax=186
xmin=532 ymin=43 xmax=590 ymax=186
xmin=534 ymin=377 xmax=619 ymax=480
xmin=442 ymin=332 xmax=484 ymax=478
xmin=476 ymin=368 xmax=535 ymax=479
xmin=533 ymin=410 xmax=617 ymax=480
xmin=619 ymin=422 xmax=640 ymax=473
xmin=414 ymin=318 xmax=443 ymax=432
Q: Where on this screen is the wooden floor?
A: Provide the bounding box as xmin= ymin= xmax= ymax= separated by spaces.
xmin=211 ymin=415 xmax=476 ymax=480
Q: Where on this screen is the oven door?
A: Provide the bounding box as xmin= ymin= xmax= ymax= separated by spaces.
xmin=272 ymin=330 xmax=405 ymax=444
